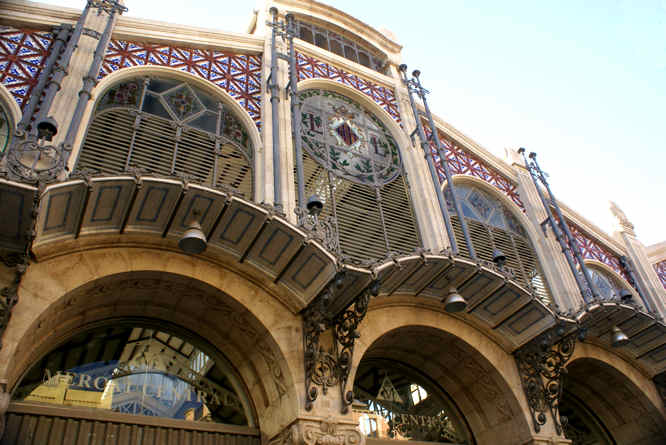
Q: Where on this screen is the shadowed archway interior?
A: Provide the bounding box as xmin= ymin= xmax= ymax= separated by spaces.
xmin=352 ymin=325 xmax=532 ymax=445
xmin=563 ymin=358 xmax=666 ymax=444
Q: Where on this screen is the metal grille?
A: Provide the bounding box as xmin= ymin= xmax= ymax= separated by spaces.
xmin=78 ymin=109 xmax=253 ymax=198
xmin=300 ymin=151 xmax=420 ymax=263
xmin=452 ymin=215 xmax=552 ymax=306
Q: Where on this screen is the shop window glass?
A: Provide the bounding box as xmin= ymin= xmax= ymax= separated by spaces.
xmin=13 ymin=325 xmax=253 ymax=426
xmin=353 ymin=364 xmax=469 ymax=444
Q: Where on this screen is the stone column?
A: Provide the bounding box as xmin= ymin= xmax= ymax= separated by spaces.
xmin=610 ymin=202 xmax=666 ymax=318
xmin=48 ymin=3 xmax=121 ymax=150
xmin=506 ymin=148 xmax=583 ymax=313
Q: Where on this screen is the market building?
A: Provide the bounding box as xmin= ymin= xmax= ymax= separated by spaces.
xmin=0 ymin=1 xmax=665 ymax=444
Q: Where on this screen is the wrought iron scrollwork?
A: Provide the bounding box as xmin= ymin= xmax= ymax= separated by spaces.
xmin=295 ymin=207 xmax=340 ymax=254
xmin=334 ymin=289 xmax=370 ymax=413
xmin=514 ymin=328 xmax=575 ymax=434
xmin=302 ymin=279 xmax=376 ymax=413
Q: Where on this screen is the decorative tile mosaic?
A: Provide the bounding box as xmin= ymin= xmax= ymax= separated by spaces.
xmin=567 ymin=222 xmax=630 ymax=282
xmin=99 ymin=40 xmax=262 ymax=126
xmin=295 ymin=52 xmax=400 ymax=123
xmin=423 ymin=122 xmax=525 ymax=210
xmin=0 ymin=26 xmax=55 ymax=109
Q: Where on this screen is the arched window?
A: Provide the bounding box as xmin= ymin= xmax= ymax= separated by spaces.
xmin=446 ymin=184 xmax=552 ymax=305
xmin=77 ymin=77 xmax=254 ymax=198
xmin=297 ymin=88 xmax=421 ymax=263
xmin=353 ymin=360 xmax=471 ymax=444
xmin=294 ymin=20 xmax=387 ymax=73
xmin=587 ymin=266 xmax=632 ymax=301
xmin=13 ymin=324 xmax=255 ymax=426
xmin=0 ymin=99 xmax=13 ymax=156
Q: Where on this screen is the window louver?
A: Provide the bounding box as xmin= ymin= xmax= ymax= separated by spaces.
xmin=78 ymin=109 xmax=253 ymax=198
xmin=299 ymin=151 xmax=420 ymax=263
xmin=451 ymin=215 xmax=552 ymax=306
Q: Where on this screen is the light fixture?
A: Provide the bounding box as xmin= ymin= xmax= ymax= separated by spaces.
xmin=492 ymin=248 xmax=507 ymax=269
xmin=619 ymin=288 xmax=633 ymax=303
xmin=179 ymin=211 xmax=207 ymax=254
xmin=36 ymin=117 xmax=58 ymax=141
xmin=611 ymin=325 xmax=629 ymax=348
xmin=306 ymin=194 xmax=323 ymax=217
xmin=443 ymin=288 xmax=467 ymax=313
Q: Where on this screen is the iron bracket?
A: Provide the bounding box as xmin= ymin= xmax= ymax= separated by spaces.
xmin=514 ymin=326 xmax=575 ymax=435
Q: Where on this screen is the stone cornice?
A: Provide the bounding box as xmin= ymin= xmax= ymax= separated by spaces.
xmin=274 ymin=0 xmax=402 ymax=56
xmin=295 ymin=41 xmax=398 ymax=90
xmin=112 ymin=16 xmax=264 ymax=54
xmin=1 ymin=1 xmax=264 ymax=54
xmin=646 ymin=241 xmax=666 ymax=263
xmin=0 ymin=0 xmax=80 ymax=28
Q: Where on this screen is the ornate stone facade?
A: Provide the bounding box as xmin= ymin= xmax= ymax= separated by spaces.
xmin=0 ymin=1 xmax=664 ymax=445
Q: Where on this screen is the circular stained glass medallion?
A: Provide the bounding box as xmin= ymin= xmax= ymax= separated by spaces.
xmin=299 ymin=89 xmax=401 ymax=186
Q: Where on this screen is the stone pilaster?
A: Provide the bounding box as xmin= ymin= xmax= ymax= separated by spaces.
xmin=610 ymin=203 xmax=666 ymax=318
xmin=506 ymin=148 xmax=583 ymax=313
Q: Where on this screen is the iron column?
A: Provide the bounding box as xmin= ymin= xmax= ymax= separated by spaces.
xmin=520 ymin=148 xmax=592 ymax=303
xmin=399 ymin=65 xmax=459 ymax=255
xmin=285 ymin=13 xmax=305 ymax=215
xmin=411 ymin=70 xmax=476 ymax=260
xmin=268 ymin=7 xmax=283 ymax=211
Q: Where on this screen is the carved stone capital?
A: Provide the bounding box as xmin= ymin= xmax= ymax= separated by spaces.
xmin=270 ymin=418 xmax=364 ymax=445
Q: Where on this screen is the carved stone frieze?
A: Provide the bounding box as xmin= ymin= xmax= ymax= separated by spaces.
xmin=270 ymin=418 xmax=364 ymax=445
xmin=514 ymin=328 xmax=575 ymax=435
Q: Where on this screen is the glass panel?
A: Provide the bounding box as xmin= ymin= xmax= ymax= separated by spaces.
xmin=189 ymin=110 xmax=218 ymax=134
xmin=13 ymin=325 xmax=250 ymax=426
xmin=97 ymin=81 xmax=142 ymax=113
xmin=0 ymin=105 xmax=10 ymax=154
xmin=344 ymin=45 xmax=357 ymax=61
xmin=298 ymin=89 xmax=401 ymax=186
xmin=142 ymin=93 xmax=172 ymax=120
xmin=358 ymin=51 xmax=371 ymax=68
xmin=299 ymin=26 xmax=313 ymax=44
xmin=354 ymin=363 xmax=468 ymax=444
xmin=315 ymin=32 xmax=328 ymax=50
xmin=330 ymin=39 xmax=344 ymax=57
xmin=148 ymin=78 xmax=180 ymax=94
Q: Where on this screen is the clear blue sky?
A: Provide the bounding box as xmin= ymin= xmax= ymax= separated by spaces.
xmin=38 ymin=0 xmax=666 ymax=247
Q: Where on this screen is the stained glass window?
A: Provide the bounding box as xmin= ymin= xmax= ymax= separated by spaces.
xmin=300 ymin=89 xmax=400 ymax=186
xmin=446 ymin=184 xmax=552 ymax=306
xmin=296 ymin=89 xmax=420 ymax=263
xmin=78 ymin=77 xmax=254 ymax=197
xmin=587 ymin=267 xmax=630 ymax=301
xmin=13 ymin=325 xmax=253 ymax=426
